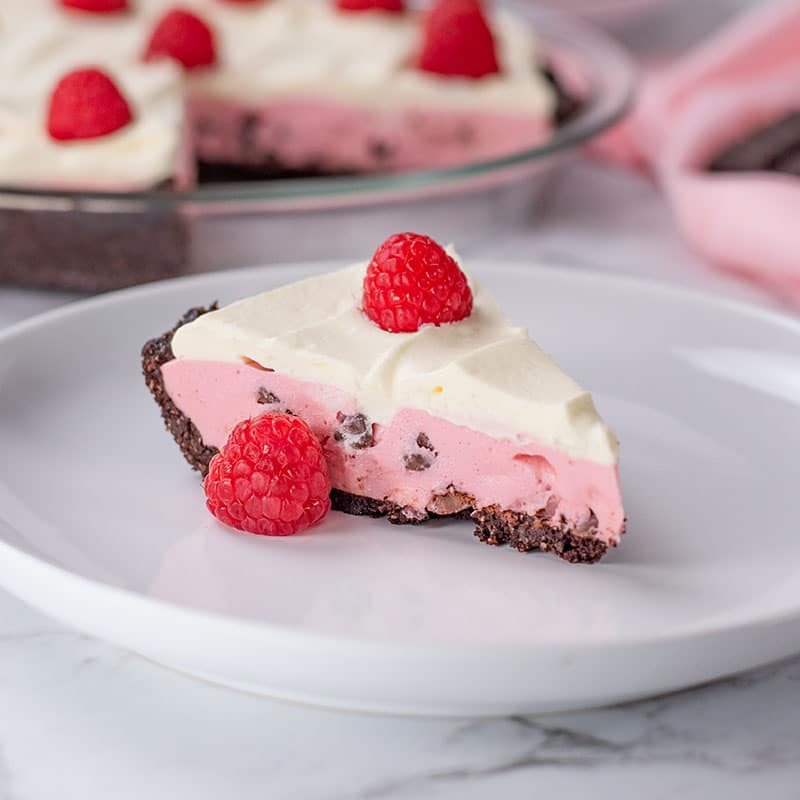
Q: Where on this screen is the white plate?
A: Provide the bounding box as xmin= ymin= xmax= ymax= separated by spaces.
xmin=0 ymin=261 xmax=799 ymax=717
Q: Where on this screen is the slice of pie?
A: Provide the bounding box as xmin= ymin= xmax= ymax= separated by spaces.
xmin=143 ymin=234 xmax=625 ymax=563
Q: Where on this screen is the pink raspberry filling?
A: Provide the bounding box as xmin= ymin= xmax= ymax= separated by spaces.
xmin=162 ymin=359 xmax=625 ymax=545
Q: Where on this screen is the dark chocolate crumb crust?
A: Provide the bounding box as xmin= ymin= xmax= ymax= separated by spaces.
xmin=332 ymin=490 xmax=608 ymax=564
xmin=143 ymin=307 xmax=611 ymax=564
xmin=142 ymin=305 xmax=220 ymax=474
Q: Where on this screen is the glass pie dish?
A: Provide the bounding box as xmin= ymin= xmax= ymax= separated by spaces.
xmin=0 ymin=2 xmax=635 ymax=292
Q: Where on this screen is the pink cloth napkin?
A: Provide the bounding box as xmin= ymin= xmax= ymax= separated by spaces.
xmin=590 ymin=0 xmax=800 ymax=304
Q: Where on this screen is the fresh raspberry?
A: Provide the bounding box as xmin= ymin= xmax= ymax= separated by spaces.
xmin=362 ymin=232 xmax=473 ymax=333
xmin=47 ymin=68 xmax=133 ymax=142
xmin=144 ymin=9 xmax=217 ymax=71
xmin=336 ymin=0 xmax=405 ymax=12
xmin=204 ymin=413 xmax=332 ymax=537
xmin=60 ymin=0 xmax=128 ymax=11
xmin=419 ymin=0 xmax=500 ymax=79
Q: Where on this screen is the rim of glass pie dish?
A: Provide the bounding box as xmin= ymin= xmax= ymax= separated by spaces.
xmin=0 ymin=2 xmax=636 ymax=213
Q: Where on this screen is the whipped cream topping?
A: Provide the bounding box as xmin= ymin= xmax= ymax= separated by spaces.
xmin=170 ymin=259 xmax=619 ymax=466
xmin=0 ymin=0 xmax=555 ymax=189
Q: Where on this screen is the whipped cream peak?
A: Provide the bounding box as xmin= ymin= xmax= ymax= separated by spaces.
xmin=170 ymin=258 xmax=619 ymax=465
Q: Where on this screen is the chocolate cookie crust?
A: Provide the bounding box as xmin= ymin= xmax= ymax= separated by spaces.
xmin=331 ymin=490 xmax=608 ymax=564
xmin=142 ymin=305 xmax=220 ymax=474
xmin=143 ymin=308 xmax=612 ymax=564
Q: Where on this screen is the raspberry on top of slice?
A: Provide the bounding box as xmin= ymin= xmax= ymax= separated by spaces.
xmin=59 ymin=0 xmax=128 ymax=12
xmin=47 ymin=67 xmax=133 ymax=141
xmin=336 ymin=0 xmax=406 ymax=12
xmin=144 ymin=8 xmax=217 ymax=71
xmin=362 ymin=232 xmax=474 ymax=333
xmin=419 ymin=0 xmax=500 ymax=79
xmin=204 ymin=413 xmax=332 ymax=537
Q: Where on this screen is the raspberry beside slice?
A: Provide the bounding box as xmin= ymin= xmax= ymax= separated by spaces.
xmin=204 ymin=413 xmax=332 ymax=537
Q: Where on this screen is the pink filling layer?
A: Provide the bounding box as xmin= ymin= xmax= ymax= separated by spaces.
xmin=188 ymin=96 xmax=553 ymax=173
xmin=162 ymin=360 xmax=624 ymax=545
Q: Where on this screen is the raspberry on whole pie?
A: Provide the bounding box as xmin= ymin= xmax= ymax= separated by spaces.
xmin=144 ymin=9 xmax=217 ymax=71
xmin=47 ymin=68 xmax=133 ymax=141
xmin=419 ymin=0 xmax=500 ymax=79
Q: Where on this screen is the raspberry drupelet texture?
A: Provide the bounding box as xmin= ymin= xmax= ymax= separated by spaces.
xmin=204 ymin=413 xmax=331 ymax=536
xmin=144 ymin=9 xmax=217 ymax=71
xmin=362 ymin=232 xmax=473 ymax=333
xmin=419 ymin=0 xmax=500 ymax=79
xmin=47 ymin=68 xmax=133 ymax=141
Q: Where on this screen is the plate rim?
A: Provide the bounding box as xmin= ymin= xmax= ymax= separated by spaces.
xmin=1 ymin=259 xmax=799 ymax=658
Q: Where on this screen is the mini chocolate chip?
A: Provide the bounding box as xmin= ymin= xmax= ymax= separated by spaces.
xmin=404 ymin=452 xmax=433 ymax=472
xmin=416 ymin=433 xmax=435 ymax=452
xmin=334 ymin=412 xmax=374 ymax=449
xmin=404 ymin=432 xmax=437 ymax=470
xmin=257 ymin=388 xmax=280 ymax=405
xmin=368 ymin=139 xmax=394 ymax=162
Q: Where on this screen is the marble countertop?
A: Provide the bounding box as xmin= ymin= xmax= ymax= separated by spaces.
xmin=3 ymin=2 xmax=799 ymax=797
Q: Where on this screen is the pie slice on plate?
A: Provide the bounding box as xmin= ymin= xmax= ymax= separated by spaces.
xmin=143 ymin=233 xmax=625 ymax=563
